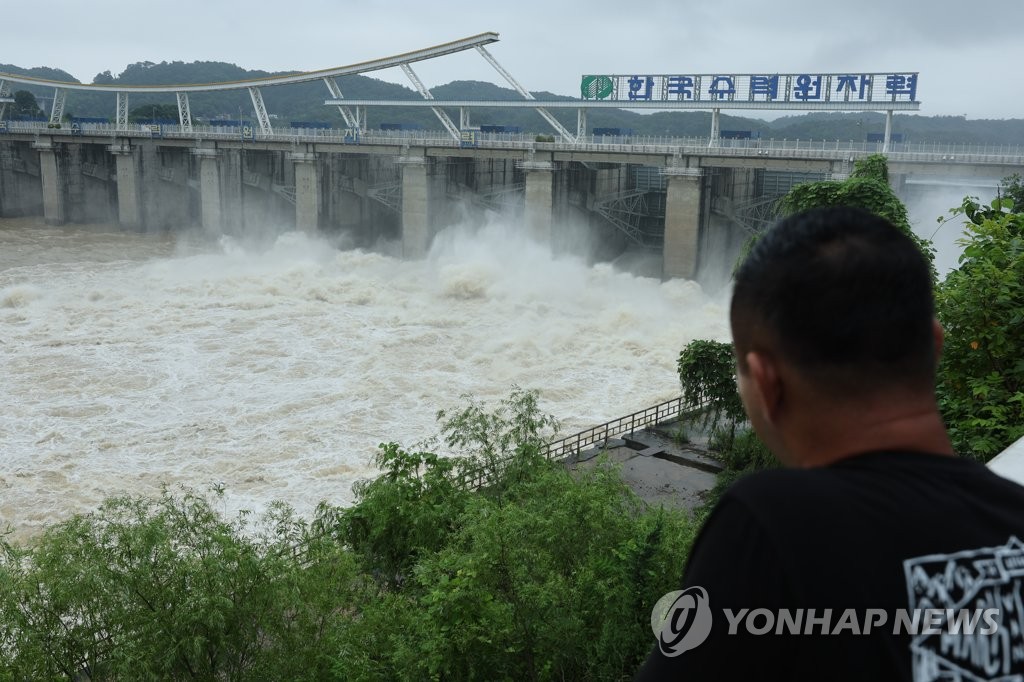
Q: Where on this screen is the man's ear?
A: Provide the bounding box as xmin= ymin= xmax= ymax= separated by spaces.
xmin=745 ymin=350 xmax=783 ymax=422
xmin=932 ymin=318 xmax=944 ymax=360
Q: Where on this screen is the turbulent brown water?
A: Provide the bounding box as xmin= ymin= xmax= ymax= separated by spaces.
xmin=0 ymin=216 xmax=729 ymax=540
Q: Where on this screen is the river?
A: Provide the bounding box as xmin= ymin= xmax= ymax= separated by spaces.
xmin=0 ymin=216 xmax=729 ymax=540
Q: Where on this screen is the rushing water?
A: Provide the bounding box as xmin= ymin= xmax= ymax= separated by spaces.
xmin=0 ymin=215 xmax=729 ymax=540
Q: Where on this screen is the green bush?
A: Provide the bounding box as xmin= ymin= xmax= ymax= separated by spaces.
xmin=340 ymin=443 xmax=470 ymax=587
xmin=711 ymin=426 xmax=778 ymax=472
xmin=331 ymin=388 xmax=694 ymax=680
xmin=936 ymin=196 xmax=1024 ymax=460
xmin=335 ymin=461 xmax=694 ymax=681
xmin=676 ymin=339 xmax=745 ymax=431
xmin=775 ymin=154 xmax=936 ymax=280
xmin=0 ymin=489 xmax=355 ymax=680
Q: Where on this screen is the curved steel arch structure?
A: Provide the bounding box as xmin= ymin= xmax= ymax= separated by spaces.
xmin=0 ymin=33 xmax=499 ymax=94
xmin=0 ymin=32 xmax=552 ymax=138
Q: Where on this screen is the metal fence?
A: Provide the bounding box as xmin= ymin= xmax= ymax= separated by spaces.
xmin=5 ymin=121 xmax=1024 ymax=166
xmin=456 ymin=396 xmax=703 ymax=490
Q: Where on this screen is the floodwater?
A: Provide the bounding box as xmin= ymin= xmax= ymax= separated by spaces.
xmin=0 ymin=216 xmax=729 ymax=540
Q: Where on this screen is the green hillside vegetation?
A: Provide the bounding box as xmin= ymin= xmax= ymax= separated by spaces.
xmin=3 ymin=60 xmax=1024 ymax=143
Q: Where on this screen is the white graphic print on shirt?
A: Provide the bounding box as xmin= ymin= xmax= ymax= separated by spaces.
xmin=904 ymin=537 xmax=1024 ymax=681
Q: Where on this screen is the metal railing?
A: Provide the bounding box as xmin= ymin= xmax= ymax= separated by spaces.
xmin=6 ymin=121 xmax=1024 ymax=167
xmin=456 ymin=396 xmax=704 ymax=490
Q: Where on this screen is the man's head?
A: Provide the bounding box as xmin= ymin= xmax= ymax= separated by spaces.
xmin=730 ymin=206 xmax=939 ymax=460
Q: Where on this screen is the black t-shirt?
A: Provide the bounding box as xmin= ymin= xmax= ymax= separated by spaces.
xmin=635 ymin=451 xmax=1024 ymax=681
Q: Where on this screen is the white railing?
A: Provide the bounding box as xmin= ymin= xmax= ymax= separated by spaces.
xmin=5 ymin=121 xmax=1023 ymax=166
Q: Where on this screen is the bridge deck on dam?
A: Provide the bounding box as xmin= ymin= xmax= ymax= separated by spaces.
xmin=3 ymin=122 xmax=1022 ymax=178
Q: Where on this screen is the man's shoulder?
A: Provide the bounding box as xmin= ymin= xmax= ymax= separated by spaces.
xmin=719 ymin=450 xmax=1024 ymax=525
xmin=718 ymin=464 xmax=834 ymax=506
xmin=727 ymin=450 xmax=1012 ymax=495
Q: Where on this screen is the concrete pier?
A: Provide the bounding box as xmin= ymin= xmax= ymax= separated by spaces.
xmin=522 ymin=161 xmax=554 ymax=245
xmin=192 ymin=148 xmax=222 ymax=232
xmin=109 ymin=141 xmax=141 ymax=229
xmin=289 ymin=151 xmax=320 ymax=233
xmin=32 ymin=140 xmax=64 ymax=225
xmin=399 ymin=155 xmax=429 ymax=258
xmin=663 ymin=169 xmax=704 ymax=280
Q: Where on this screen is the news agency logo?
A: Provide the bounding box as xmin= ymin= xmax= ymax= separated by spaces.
xmin=649 ymin=586 xmax=713 ymax=657
xmin=650 ymin=585 xmax=1004 ymax=656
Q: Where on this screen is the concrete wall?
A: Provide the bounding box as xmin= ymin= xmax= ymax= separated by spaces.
xmin=35 ymin=143 xmax=65 ymax=225
xmin=112 ymin=148 xmax=141 ymax=229
xmin=524 ymin=168 xmax=553 ymax=244
xmin=195 ymin=150 xmax=222 ymax=233
xmin=663 ymin=173 xmax=703 ymax=280
xmin=219 ymin=149 xmax=244 ymax=234
xmin=290 ymin=152 xmax=320 ymax=233
xmin=78 ymin=144 xmax=117 ymax=224
xmin=321 ymin=153 xmax=371 ymax=241
xmin=400 ymin=159 xmax=429 ymax=257
xmin=0 ymin=142 xmax=43 ymax=217
xmin=149 ymin=146 xmax=194 ymax=230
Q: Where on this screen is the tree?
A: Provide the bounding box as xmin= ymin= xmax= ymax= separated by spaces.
xmin=0 ymin=488 xmax=356 ymax=680
xmin=997 ymin=173 xmax=1024 ymax=211
xmin=677 ymin=339 xmax=745 ymax=430
xmin=128 ymin=103 xmax=180 ymax=122
xmin=776 ymin=153 xmax=935 ymax=278
xmin=935 ymin=196 xmax=1024 ymax=460
xmin=333 ymin=389 xmax=694 ymax=681
xmin=676 ymin=340 xmax=775 ymax=476
xmin=10 ymin=90 xmax=43 ymax=119
xmin=92 ymin=70 xmax=115 ymax=84
xmin=377 ymin=466 xmax=692 ymax=681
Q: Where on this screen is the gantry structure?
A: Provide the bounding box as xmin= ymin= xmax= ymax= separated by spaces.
xmin=0 ymin=32 xmax=922 ymax=148
xmin=0 ymin=32 xmax=581 ymax=140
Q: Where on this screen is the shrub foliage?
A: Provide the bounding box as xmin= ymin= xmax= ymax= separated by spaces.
xmin=0 ymin=389 xmax=694 ymax=681
xmin=935 ymin=195 xmax=1024 ymax=459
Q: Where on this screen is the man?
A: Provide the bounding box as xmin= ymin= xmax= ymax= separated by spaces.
xmin=637 ymin=206 xmax=1024 ymax=680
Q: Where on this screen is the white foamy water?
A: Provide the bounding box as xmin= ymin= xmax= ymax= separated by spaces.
xmin=0 ymin=216 xmax=729 ymax=540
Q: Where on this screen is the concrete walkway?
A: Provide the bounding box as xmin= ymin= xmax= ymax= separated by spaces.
xmin=566 ymin=419 xmax=723 ymax=512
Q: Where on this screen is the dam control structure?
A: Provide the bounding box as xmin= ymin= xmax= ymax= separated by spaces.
xmin=1 ymin=33 xmax=1021 ymax=279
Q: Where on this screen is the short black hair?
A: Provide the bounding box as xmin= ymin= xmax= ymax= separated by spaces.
xmin=730 ymin=206 xmax=936 ymax=393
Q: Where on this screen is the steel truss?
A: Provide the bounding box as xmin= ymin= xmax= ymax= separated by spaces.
xmin=367 ymin=181 xmax=402 ymax=213
xmin=400 ymin=63 xmax=461 ymax=141
xmin=727 ymin=195 xmax=782 ymax=236
xmin=591 ymin=189 xmax=662 ymax=248
xmin=248 ymin=88 xmax=273 ymax=135
xmin=0 ymin=80 xmax=9 ymax=120
xmin=49 ymin=88 xmax=66 ymax=125
xmin=474 ymin=44 xmax=576 ymax=143
xmin=116 ymin=92 xmax=129 ymax=130
xmin=323 ymin=77 xmax=358 ymax=129
xmin=176 ymin=92 xmax=193 ymax=132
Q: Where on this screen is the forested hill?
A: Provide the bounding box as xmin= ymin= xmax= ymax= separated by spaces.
xmin=2 ymin=59 xmax=1022 ymax=145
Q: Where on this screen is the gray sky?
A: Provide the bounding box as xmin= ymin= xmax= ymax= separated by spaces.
xmin=6 ymin=0 xmax=1023 ymax=119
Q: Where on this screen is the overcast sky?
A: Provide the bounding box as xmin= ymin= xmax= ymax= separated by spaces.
xmin=6 ymin=0 xmax=1023 ymax=120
